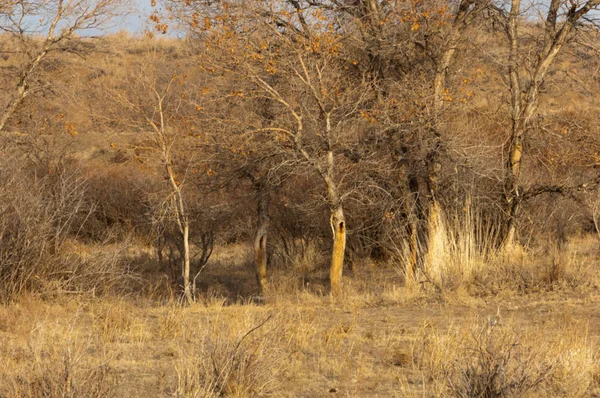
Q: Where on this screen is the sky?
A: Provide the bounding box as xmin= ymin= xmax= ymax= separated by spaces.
xmin=110 ymin=0 xmax=600 ymax=35
xmin=113 ymin=0 xmax=155 ymax=34
xmin=2 ymin=0 xmax=180 ymax=38
xmin=9 ymin=0 xmax=600 ymax=37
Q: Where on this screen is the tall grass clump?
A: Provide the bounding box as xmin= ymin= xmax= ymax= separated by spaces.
xmin=410 ymin=319 xmax=598 ymax=397
xmin=172 ymin=310 xmax=284 ymax=397
xmin=395 ymin=194 xmax=595 ymax=295
xmin=395 ymin=196 xmax=500 ymax=292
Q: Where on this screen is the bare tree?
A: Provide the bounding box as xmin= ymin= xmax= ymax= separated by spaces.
xmin=324 ymin=0 xmax=486 ymax=277
xmin=495 ymin=0 xmax=600 ymax=247
xmin=244 ymin=52 xmax=364 ymax=296
xmin=422 ymin=0 xmax=486 ymax=276
xmin=162 ymin=0 xmax=375 ymax=295
xmin=207 ymin=1 xmax=375 ymax=295
xmin=0 ymin=0 xmax=125 ymax=132
xmin=111 ymin=54 xmax=200 ymax=304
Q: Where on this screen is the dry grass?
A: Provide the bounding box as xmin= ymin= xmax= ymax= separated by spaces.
xmin=410 ymin=319 xmax=598 ymax=397
xmin=0 ymin=304 xmax=118 ymax=397
xmin=0 ymin=282 xmax=598 ymax=397
xmin=0 ymin=235 xmax=599 ymax=397
xmin=2 ymin=17 xmax=600 ymax=397
xmin=399 ymin=200 xmax=600 ymax=298
xmin=171 ymin=311 xmax=284 ymax=397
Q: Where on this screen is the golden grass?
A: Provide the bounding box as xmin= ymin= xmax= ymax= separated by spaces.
xmin=0 ymin=235 xmax=599 ymax=397
xmin=410 ymin=318 xmax=598 ymax=397
xmin=0 ymin=284 xmax=598 ymax=397
xmin=398 ymin=199 xmax=600 ymax=298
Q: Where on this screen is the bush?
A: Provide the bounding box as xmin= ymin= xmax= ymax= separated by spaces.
xmin=411 ymin=320 xmax=597 ymax=397
xmin=0 ymin=151 xmax=139 ymax=301
xmin=81 ymin=165 xmax=158 ymax=242
xmin=172 ymin=313 xmax=282 ymax=397
xmin=0 ymin=154 xmax=88 ymax=300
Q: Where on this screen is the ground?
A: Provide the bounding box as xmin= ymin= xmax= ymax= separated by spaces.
xmin=1 ymin=240 xmax=599 ymax=397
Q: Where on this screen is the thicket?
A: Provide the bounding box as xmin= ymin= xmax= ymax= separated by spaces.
xmin=2 ymin=0 xmax=600 ymax=301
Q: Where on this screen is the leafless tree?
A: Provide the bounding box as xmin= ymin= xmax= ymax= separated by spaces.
xmin=0 ymin=0 xmax=126 ymax=132
xmin=110 ymin=53 xmax=202 ymax=303
xmin=492 ymin=0 xmax=600 ymax=247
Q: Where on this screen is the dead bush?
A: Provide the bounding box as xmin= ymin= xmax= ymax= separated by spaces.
xmin=50 ymin=239 xmax=142 ymax=296
xmin=0 ymin=148 xmax=139 ymax=301
xmin=81 ymin=166 xmax=158 ymax=242
xmin=172 ymin=313 xmax=282 ymax=397
xmin=411 ymin=320 xmax=597 ymax=397
xmin=469 ymin=245 xmax=597 ymax=296
xmin=0 ymin=153 xmax=90 ymax=300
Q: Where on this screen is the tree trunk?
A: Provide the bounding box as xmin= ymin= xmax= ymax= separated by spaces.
xmin=502 ymin=0 xmax=578 ymax=247
xmin=403 ymin=178 xmax=420 ymax=286
xmin=323 ymin=142 xmax=347 ymax=297
xmin=254 ymin=186 xmax=269 ymax=296
xmin=424 ymin=147 xmax=445 ymax=277
xmin=426 ymin=0 xmax=477 ymax=277
xmin=424 ymin=198 xmax=445 ymax=286
xmin=407 ymin=215 xmax=418 ymax=287
xmin=330 ymin=205 xmax=346 ymax=297
xmin=182 ymin=222 xmax=192 ymax=303
xmin=504 ymin=127 xmax=523 ymax=248
xmin=0 ymin=91 xmax=26 ymax=133
xmin=433 ymin=38 xmax=460 ymax=113
xmin=503 ymin=0 xmax=523 ymax=248
xmin=0 ymin=49 xmax=49 ymax=133
xmin=165 ymin=161 xmax=192 ymax=304
xmin=403 ymin=169 xmax=429 ymax=286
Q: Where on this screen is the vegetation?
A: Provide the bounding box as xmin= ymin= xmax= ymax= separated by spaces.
xmin=1 ymin=0 xmax=600 ymax=396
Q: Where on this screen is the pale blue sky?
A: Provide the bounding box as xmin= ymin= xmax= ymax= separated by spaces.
xmin=113 ymin=0 xmax=154 ymax=34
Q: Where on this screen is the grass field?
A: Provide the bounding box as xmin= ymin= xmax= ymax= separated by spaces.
xmin=1 ymin=239 xmax=599 ymax=397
